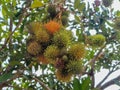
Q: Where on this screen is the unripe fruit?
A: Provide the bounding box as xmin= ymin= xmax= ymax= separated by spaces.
xmin=44 ymin=45 xmax=60 ymax=64
xmin=54 ymin=59 xmax=65 ymax=69
xmin=27 ymin=22 xmax=42 ymax=34
xmin=44 ymin=20 xmax=61 ymax=34
xmin=87 ymin=34 xmax=106 ymax=47
xmin=55 ymin=69 xmax=73 ymax=82
xmin=68 ymin=43 xmax=86 ymax=60
xmin=35 ymin=28 xmax=50 ymax=43
xmin=47 ymin=5 xmax=57 ymax=18
xmin=37 ymin=55 xmax=49 ymax=65
xmin=102 ymin=0 xmax=113 ymax=7
xmin=53 ymin=30 xmax=73 ymax=48
xmin=27 ymin=41 xmax=41 ymax=55
xmin=67 ymin=60 xmax=83 ymax=74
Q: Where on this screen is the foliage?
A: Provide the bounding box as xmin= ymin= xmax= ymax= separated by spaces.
xmin=0 ymin=0 xmax=120 ymax=90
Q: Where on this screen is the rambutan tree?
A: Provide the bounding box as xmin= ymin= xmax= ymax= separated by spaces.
xmin=0 ymin=0 xmax=120 ymax=90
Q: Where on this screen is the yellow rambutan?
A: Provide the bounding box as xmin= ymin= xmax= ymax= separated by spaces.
xmin=35 ymin=28 xmax=50 ymax=43
xmin=44 ymin=20 xmax=61 ymax=34
xmin=87 ymin=34 xmax=106 ymax=47
xmin=27 ymin=22 xmax=42 ymax=34
xmin=27 ymin=41 xmax=41 ymax=55
xmin=55 ymin=69 xmax=73 ymax=82
xmin=37 ymin=55 xmax=49 ymax=65
xmin=68 ymin=43 xmax=86 ymax=60
xmin=53 ymin=30 xmax=73 ymax=48
xmin=67 ymin=60 xmax=83 ymax=74
xmin=44 ymin=45 xmax=60 ymax=64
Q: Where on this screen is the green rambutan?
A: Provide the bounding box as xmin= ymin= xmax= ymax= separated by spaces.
xmin=27 ymin=41 xmax=41 ymax=55
xmin=53 ymin=30 xmax=73 ymax=48
xmin=35 ymin=28 xmax=50 ymax=43
xmin=44 ymin=45 xmax=60 ymax=64
xmin=67 ymin=60 xmax=83 ymax=74
xmin=87 ymin=34 xmax=106 ymax=47
xmin=68 ymin=43 xmax=86 ymax=60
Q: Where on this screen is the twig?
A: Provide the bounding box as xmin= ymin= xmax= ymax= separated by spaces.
xmin=33 ymin=77 xmax=52 ymax=90
xmin=99 ymin=75 xmax=120 ymax=90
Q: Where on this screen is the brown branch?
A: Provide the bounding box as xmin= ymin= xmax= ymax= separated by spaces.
xmin=99 ymin=75 xmax=120 ymax=90
xmin=0 ymin=1 xmax=31 ymax=52
xmin=34 ymin=77 xmax=52 ymax=90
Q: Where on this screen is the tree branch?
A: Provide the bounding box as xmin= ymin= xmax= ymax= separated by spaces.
xmin=99 ymin=75 xmax=120 ymax=89
xmin=33 ymin=77 xmax=52 ymax=90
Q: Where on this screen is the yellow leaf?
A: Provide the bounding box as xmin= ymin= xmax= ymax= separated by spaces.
xmin=31 ymin=0 xmax=44 ymax=8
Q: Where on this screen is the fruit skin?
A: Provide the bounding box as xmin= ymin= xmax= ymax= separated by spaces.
xmin=37 ymin=55 xmax=49 ymax=65
xmin=55 ymin=69 xmax=73 ymax=82
xmin=47 ymin=5 xmax=57 ymax=19
xmin=35 ymin=28 xmax=50 ymax=43
xmin=87 ymin=34 xmax=106 ymax=47
xmin=102 ymin=0 xmax=113 ymax=7
xmin=68 ymin=43 xmax=86 ymax=60
xmin=44 ymin=20 xmax=61 ymax=34
xmin=44 ymin=45 xmax=60 ymax=64
xmin=27 ymin=41 xmax=41 ymax=56
xmin=53 ymin=30 xmax=73 ymax=48
xmin=67 ymin=60 xmax=83 ymax=74
xmin=27 ymin=22 xmax=42 ymax=34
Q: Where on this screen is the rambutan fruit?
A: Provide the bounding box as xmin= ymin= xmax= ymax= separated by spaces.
xmin=44 ymin=20 xmax=61 ymax=34
xmin=35 ymin=28 xmax=50 ymax=43
xmin=67 ymin=60 xmax=83 ymax=74
xmin=55 ymin=69 xmax=73 ymax=82
xmin=27 ymin=22 xmax=42 ymax=34
xmin=47 ymin=5 xmax=57 ymax=19
xmin=44 ymin=45 xmax=60 ymax=64
xmin=102 ymin=0 xmax=113 ymax=7
xmin=87 ymin=34 xmax=106 ymax=47
xmin=27 ymin=41 xmax=41 ymax=56
xmin=54 ymin=59 xmax=65 ymax=70
xmin=68 ymin=43 xmax=86 ymax=60
xmin=37 ymin=55 xmax=49 ymax=65
xmin=53 ymin=30 xmax=73 ymax=48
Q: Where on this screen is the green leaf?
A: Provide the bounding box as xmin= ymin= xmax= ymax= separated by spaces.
xmin=73 ymin=78 xmax=81 ymax=90
xmin=74 ymin=0 xmax=80 ymax=9
xmin=81 ymin=77 xmax=91 ymax=90
xmin=116 ymin=11 xmax=120 ymax=17
xmin=78 ymin=3 xmax=85 ymax=12
xmin=0 ymin=72 xmax=13 ymax=82
xmin=31 ymin=0 xmax=44 ymax=9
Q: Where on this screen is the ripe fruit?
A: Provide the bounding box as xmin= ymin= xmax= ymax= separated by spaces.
xmin=87 ymin=34 xmax=106 ymax=47
xmin=55 ymin=69 xmax=73 ymax=82
xmin=67 ymin=60 xmax=83 ymax=74
xmin=68 ymin=43 xmax=86 ymax=60
xmin=44 ymin=45 xmax=60 ymax=64
xmin=53 ymin=30 xmax=73 ymax=48
xmin=35 ymin=28 xmax=50 ymax=43
xmin=44 ymin=20 xmax=61 ymax=34
xmin=27 ymin=41 xmax=41 ymax=55
xmin=102 ymin=0 xmax=113 ymax=7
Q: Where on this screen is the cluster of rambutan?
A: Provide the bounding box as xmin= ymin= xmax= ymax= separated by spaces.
xmin=26 ymin=20 xmax=86 ymax=82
